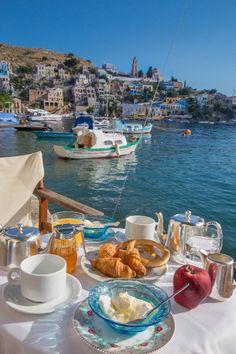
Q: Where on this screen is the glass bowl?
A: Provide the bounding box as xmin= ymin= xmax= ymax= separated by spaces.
xmin=88 ymin=280 xmax=171 ymax=334
xmin=84 ymin=215 xmax=115 ymax=239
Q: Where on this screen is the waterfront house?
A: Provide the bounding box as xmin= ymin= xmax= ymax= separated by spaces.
xmin=163 ymin=80 xmax=183 ymax=90
xmin=57 ymin=66 xmax=71 ymax=81
xmin=73 ymin=84 xmax=87 ymax=103
xmin=35 ymin=63 xmax=58 ymax=79
xmin=228 ymin=96 xmax=236 ymax=106
xmin=86 ymin=86 xmax=96 ymax=107
xmin=3 ymin=97 xmax=25 ymax=114
xmin=76 ymin=74 xmax=89 ymax=85
xmin=141 ymin=82 xmax=154 ymax=92
xmin=29 ymin=89 xmax=47 ymax=103
xmin=43 ymin=88 xmax=64 ymax=112
xmin=102 ymin=63 xmax=117 ymax=74
xmin=96 ymin=79 xmax=113 ymax=98
xmin=0 ymin=61 xmax=10 ymax=92
xmin=128 ymin=82 xmax=143 ymax=95
xmin=73 ymin=84 xmax=96 ymax=107
xmin=153 ymin=98 xmax=187 ymax=116
xmin=122 ymin=102 xmax=148 ymax=117
xmin=195 ymin=93 xmax=209 ymax=107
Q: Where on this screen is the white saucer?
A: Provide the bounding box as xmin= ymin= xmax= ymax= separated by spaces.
xmin=3 ymin=274 xmax=82 ymax=314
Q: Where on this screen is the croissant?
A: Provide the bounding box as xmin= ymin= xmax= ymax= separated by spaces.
xmin=99 ymin=243 xmax=117 ymax=258
xmin=90 ymin=257 xmax=136 ymax=278
xmin=116 ymin=247 xmax=140 ymax=260
xmin=122 ymin=253 xmax=146 ymax=277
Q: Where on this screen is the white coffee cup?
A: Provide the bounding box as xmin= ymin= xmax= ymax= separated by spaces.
xmin=125 ymin=215 xmax=157 ymax=240
xmin=7 ymin=254 xmax=66 ymax=302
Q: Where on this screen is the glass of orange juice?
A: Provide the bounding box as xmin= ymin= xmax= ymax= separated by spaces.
xmin=51 ymin=211 xmax=85 ymax=247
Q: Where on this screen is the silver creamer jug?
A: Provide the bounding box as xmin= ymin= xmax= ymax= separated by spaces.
xmin=200 ymin=251 xmax=236 ymax=301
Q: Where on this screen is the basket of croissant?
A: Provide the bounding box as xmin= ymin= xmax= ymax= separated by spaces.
xmin=90 ymin=239 xmax=170 ymax=278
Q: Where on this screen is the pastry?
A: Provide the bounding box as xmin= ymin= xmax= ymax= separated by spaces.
xmin=90 ymin=257 xmax=136 ymax=278
xmin=98 ymin=243 xmax=117 ymax=258
xmin=122 ymin=253 xmax=147 ymax=277
xmin=119 ymin=239 xmax=170 ymax=268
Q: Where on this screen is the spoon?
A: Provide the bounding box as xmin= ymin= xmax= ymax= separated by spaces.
xmin=127 ymin=283 xmax=190 ymax=325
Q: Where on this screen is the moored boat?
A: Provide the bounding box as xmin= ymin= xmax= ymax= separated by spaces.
xmin=34 ymin=131 xmax=73 ymax=139
xmin=104 ymin=120 xmax=152 ymax=134
xmin=15 ymin=124 xmax=52 ymax=131
xmin=27 ymin=109 xmax=63 ymax=123
xmin=53 ymin=126 xmax=140 ymax=159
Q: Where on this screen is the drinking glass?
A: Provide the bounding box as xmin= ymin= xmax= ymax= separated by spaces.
xmin=185 ymin=222 xmax=223 ymax=263
xmin=51 ymin=211 xmax=85 ymax=247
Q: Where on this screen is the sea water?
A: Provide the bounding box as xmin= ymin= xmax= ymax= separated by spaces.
xmin=0 ymin=122 xmax=236 ymax=259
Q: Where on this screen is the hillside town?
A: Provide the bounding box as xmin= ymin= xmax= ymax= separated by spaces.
xmin=0 ymin=46 xmax=236 ymax=122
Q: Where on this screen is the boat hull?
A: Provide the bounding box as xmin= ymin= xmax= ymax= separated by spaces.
xmin=34 ymin=131 xmax=73 ymax=139
xmin=14 ymin=125 xmax=50 ymax=131
xmin=53 ymin=140 xmax=139 ymax=159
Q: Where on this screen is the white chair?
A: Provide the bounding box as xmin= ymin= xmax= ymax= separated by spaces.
xmin=0 ymin=151 xmax=103 ymax=232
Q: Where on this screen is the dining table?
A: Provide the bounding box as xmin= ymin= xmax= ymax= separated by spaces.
xmin=0 ymin=229 xmax=235 ymax=354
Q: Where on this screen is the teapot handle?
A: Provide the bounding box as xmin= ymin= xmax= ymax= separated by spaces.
xmin=205 ymin=221 xmax=223 ymax=251
xmin=205 ymin=221 xmax=222 ymax=236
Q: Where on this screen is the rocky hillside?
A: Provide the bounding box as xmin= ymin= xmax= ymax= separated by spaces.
xmin=0 ymin=42 xmax=93 ymax=68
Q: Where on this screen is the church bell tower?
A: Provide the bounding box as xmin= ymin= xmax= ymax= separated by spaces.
xmin=131 ymin=56 xmax=138 ymax=78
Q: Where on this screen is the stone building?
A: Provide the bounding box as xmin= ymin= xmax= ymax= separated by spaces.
xmin=0 ymin=61 xmax=10 ymax=91
xmin=43 ymin=88 xmax=64 ymax=112
xmin=4 ymin=98 xmax=25 ymax=114
xmin=29 ymin=89 xmax=47 ymax=103
xmin=35 ymin=63 xmax=58 ymax=79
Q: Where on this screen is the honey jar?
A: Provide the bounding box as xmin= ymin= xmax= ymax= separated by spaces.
xmin=49 ymin=225 xmax=81 ymax=274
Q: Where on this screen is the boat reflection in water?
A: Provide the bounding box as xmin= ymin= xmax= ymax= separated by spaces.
xmin=54 ymin=152 xmax=138 ymax=189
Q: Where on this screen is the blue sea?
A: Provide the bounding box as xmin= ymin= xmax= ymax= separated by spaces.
xmin=0 ymin=122 xmax=236 ymax=259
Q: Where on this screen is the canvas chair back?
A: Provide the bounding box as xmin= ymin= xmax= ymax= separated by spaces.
xmin=0 ymin=151 xmax=44 ymax=227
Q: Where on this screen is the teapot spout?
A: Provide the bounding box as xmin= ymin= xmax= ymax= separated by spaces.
xmin=155 ymin=212 xmax=166 ymax=245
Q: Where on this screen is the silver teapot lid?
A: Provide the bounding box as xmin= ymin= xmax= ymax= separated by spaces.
xmin=171 ymin=210 xmax=205 ymax=226
xmin=4 ymin=223 xmax=39 ymax=241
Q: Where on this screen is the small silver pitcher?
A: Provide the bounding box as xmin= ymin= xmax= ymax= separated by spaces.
xmin=200 ymin=251 xmax=236 ymax=301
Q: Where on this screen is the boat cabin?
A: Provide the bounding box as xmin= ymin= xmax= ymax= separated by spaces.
xmin=73 ymin=127 xmax=127 ymax=149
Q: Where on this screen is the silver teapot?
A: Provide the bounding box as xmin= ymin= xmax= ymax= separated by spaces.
xmin=0 ymin=223 xmax=85 ymax=270
xmin=0 ymin=224 xmax=46 ymax=269
xmin=199 ymin=251 xmax=236 ymax=301
xmin=156 ymin=210 xmax=222 ymax=262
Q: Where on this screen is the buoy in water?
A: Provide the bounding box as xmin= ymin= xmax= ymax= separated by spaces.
xmin=183 ymin=129 xmax=192 ymax=136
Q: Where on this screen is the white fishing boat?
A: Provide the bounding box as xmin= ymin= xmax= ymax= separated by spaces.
xmin=53 ymin=126 xmax=140 ymax=159
xmin=93 ymin=119 xmax=110 ymax=129
xmin=27 ymin=109 xmax=63 ymax=123
xmin=104 ymin=119 xmax=152 ymax=134
xmin=74 ymin=113 xmax=110 ymax=129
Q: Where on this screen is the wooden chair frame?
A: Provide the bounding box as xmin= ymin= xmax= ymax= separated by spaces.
xmin=35 ymin=180 xmax=103 ymax=233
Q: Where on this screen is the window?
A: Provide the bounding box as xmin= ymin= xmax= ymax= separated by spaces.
xmin=104 ymin=140 xmax=113 ymax=145
xmin=115 ymin=140 xmax=122 ymax=145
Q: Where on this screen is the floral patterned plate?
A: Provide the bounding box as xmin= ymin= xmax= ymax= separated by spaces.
xmin=73 ymin=299 xmax=175 ymax=354
xmin=81 ymin=248 xmax=168 ymax=282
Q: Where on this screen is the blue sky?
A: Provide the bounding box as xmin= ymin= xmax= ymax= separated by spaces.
xmin=0 ymin=0 xmax=235 ymax=95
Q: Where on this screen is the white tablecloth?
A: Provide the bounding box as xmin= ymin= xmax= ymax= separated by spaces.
xmin=0 ymin=232 xmax=235 ymax=354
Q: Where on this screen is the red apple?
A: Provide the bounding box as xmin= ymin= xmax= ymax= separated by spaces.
xmin=173 ymin=265 xmax=212 ymax=309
